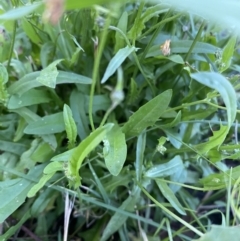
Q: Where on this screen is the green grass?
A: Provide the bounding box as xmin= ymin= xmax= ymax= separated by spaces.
xmin=1 ymin=0 xmax=240 ymax=240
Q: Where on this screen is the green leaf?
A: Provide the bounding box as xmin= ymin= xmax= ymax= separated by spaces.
xmin=114 ymin=11 xmax=128 ymax=52
xmin=24 ymin=112 xmax=65 ymax=135
xmin=101 ymin=46 xmax=137 ymax=83
xmin=199 ymin=165 xmax=240 ymax=190
xmin=161 ymin=0 xmax=240 ymax=35
xmin=220 ymin=35 xmax=237 ymax=72
xmin=51 ymin=149 xmax=74 ymax=162
xmin=68 ymin=123 xmax=113 ymax=188
xmin=36 ymin=59 xmax=63 ymax=88
xmin=147 ymin=41 xmax=218 ymax=58
xmin=0 ymin=63 xmax=9 ymax=105
xmin=195 ymin=124 xmax=229 ymax=154
xmin=136 ymin=131 xmax=146 ymax=182
xmin=63 ymin=104 xmax=77 ymax=149
xmin=145 ymin=155 xmax=183 ymax=178
xmin=158 ymin=111 xmax=181 ymax=128
xmin=0 ymin=210 xmax=31 ymax=240
xmin=122 ymin=89 xmax=172 ymax=138
xmin=0 ymin=164 xmax=44 ymax=222
xmin=16 ymin=139 xmax=39 ymax=172
xmin=103 ymin=124 xmax=127 ymax=176
xmin=0 ymin=2 xmax=42 ymax=20
xmin=128 ymin=4 xmax=167 ymax=40
xmin=70 ymin=90 xmax=90 ymax=140
xmin=31 ymin=189 xmax=59 ymax=218
xmin=8 ymin=71 xmax=92 ymax=96
xmin=167 ymin=54 xmax=185 ymax=64
xmin=65 ymin=0 xmax=114 ymax=10
xmin=156 ymin=179 xmax=186 ymax=215
xmin=31 ymin=141 xmax=55 ymax=163
xmin=27 ymin=173 xmax=55 ymax=198
xmin=40 ymin=42 xmax=55 ymax=68
xmin=21 ymin=18 xmax=42 ymax=44
xmin=7 ymin=89 xmax=51 ymax=109
xmin=100 ymin=186 xmax=141 ymax=241
xmin=13 ymin=117 xmax=27 ymax=142
xmin=0 ymin=140 xmax=27 ymax=155
xmin=191 ymin=72 xmax=237 ymax=151
xmin=43 ymin=161 xmax=63 ymax=174
xmin=193 ymin=225 xmax=240 ymax=241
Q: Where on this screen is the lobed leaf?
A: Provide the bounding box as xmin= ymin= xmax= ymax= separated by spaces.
xmin=36 ymin=60 xmax=63 ymax=88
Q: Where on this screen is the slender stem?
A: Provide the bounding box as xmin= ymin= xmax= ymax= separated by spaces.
xmin=184 ymin=21 xmax=205 ymax=62
xmin=89 ymin=16 xmax=111 ymax=130
xmin=7 ymin=17 xmax=17 ymax=71
xmin=140 ymin=13 xmax=183 ymax=39
xmin=139 ymin=184 xmax=204 ymax=237
xmin=99 ymin=105 xmax=115 ymax=127
xmin=180 ymin=120 xmax=240 ymax=127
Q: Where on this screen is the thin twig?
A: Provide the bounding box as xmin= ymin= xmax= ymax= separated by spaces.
xmin=21 ymin=225 xmax=43 ymax=241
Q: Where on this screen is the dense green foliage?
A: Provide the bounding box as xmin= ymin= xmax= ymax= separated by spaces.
xmin=1 ymin=0 xmax=240 ymax=240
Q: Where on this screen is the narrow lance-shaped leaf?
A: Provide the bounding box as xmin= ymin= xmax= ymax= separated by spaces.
xmin=63 ymin=104 xmax=77 ymax=149
xmin=128 ymin=4 xmax=167 ymax=40
xmin=8 ymin=71 xmax=92 ymax=96
xmin=27 ymin=160 xmax=63 ymax=198
xmin=114 ymin=11 xmax=128 ymax=52
xmin=101 ymin=46 xmax=137 ymax=84
xmin=156 ymin=179 xmax=186 ymax=215
xmin=27 ymin=173 xmax=55 ymax=198
xmin=100 ymin=186 xmax=141 ymax=241
xmin=0 ymin=2 xmax=42 ymax=20
xmin=0 ymin=63 xmax=9 ymax=105
xmin=0 ymin=165 xmax=44 ymax=222
xmin=145 ymin=155 xmax=183 ymax=178
xmin=0 ymin=210 xmax=31 ymax=240
xmin=103 ymin=124 xmax=127 ymax=176
xmin=147 ymin=41 xmax=218 ymax=58
xmin=7 ymin=89 xmax=51 ymax=109
xmin=191 ymin=72 xmax=237 ymax=151
xmin=24 ymin=112 xmax=65 ymax=135
xmin=220 ymin=35 xmax=237 ymax=73
xmin=135 ymin=131 xmax=146 ymax=182
xmin=122 ymin=89 xmax=172 ymax=138
xmin=68 ymin=123 xmax=113 ymax=188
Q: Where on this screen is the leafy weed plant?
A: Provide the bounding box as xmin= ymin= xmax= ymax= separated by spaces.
xmin=1 ymin=0 xmax=240 ymax=240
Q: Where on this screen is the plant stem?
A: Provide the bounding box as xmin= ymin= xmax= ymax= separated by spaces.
xmin=89 ymin=16 xmax=111 ymax=130
xmin=140 ymin=184 xmax=204 ymax=237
